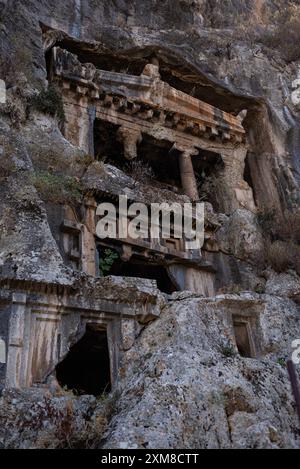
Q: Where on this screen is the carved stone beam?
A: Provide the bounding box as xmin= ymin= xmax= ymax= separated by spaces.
xmin=173 ymin=144 xmax=199 ymax=201
xmin=117 ymin=126 xmax=142 ymax=160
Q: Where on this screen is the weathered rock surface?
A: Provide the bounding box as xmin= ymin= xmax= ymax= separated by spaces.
xmin=1 ymin=0 xmax=300 ymax=451
xmin=102 ymin=293 xmax=300 ymax=449
xmin=0 ymin=119 xmax=73 ymax=284
xmin=1 ymin=292 xmax=299 ymax=449
xmin=82 ymin=163 xmax=190 ymax=205
xmin=216 ymin=209 xmax=264 ymax=264
xmin=0 ymin=387 xmax=110 ymax=449
xmin=265 ymin=270 xmax=300 ymax=302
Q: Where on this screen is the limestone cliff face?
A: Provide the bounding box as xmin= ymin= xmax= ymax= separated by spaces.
xmin=1 ymin=292 xmax=300 ymax=449
xmin=1 ymin=0 xmax=300 ymax=450
xmin=1 ymin=1 xmax=300 ymax=217
xmin=103 ymin=293 xmax=300 ymax=449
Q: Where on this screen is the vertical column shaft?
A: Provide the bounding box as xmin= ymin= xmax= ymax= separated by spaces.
xmin=6 ymin=293 xmax=27 ymax=388
xmin=179 ymin=150 xmax=199 ymax=201
xmin=81 ymin=197 xmax=97 ymax=276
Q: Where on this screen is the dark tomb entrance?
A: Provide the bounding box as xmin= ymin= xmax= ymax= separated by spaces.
xmin=98 ymin=245 xmax=178 ymax=294
xmin=56 ymin=326 xmax=111 ymax=396
xmin=233 ymin=319 xmax=253 ymax=358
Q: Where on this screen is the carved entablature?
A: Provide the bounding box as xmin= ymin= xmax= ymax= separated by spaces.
xmin=51 ymin=47 xmax=254 ymax=211
xmin=93 ymin=192 xmax=209 ymax=269
xmin=51 ymin=47 xmax=245 ymax=149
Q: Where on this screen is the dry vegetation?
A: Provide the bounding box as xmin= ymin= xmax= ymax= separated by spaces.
xmin=32 ymin=171 xmax=83 ymax=205
xmin=124 ymin=159 xmax=155 ymax=188
xmin=258 ymin=2 xmax=300 ymax=62
xmin=13 ymin=391 xmax=120 ymax=449
xmin=29 ymin=86 xmax=65 ymax=121
xmin=0 ymin=143 xmax=18 ymax=179
xmin=257 ymin=208 xmax=300 ymax=274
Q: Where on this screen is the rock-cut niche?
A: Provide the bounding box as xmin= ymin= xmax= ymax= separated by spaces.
xmin=56 ymin=326 xmax=111 ymax=396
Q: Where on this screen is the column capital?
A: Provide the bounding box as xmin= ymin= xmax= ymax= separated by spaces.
xmin=117 ymin=126 xmax=142 ymax=160
xmin=12 ymin=293 xmax=27 ymax=305
xmin=171 ymin=143 xmax=199 ymax=158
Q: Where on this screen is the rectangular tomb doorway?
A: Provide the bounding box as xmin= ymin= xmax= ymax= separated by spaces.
xmin=56 ymin=326 xmax=111 ymax=396
xmin=233 ymin=316 xmax=256 ymax=358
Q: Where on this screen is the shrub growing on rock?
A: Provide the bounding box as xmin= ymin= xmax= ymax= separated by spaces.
xmin=257 ymin=207 xmax=300 ymax=274
xmin=30 ymin=86 xmax=65 ymax=121
xmin=124 ymin=159 xmax=155 ymax=188
xmin=32 ymin=171 xmax=83 ymax=205
xmin=258 ymin=3 xmax=300 ymax=62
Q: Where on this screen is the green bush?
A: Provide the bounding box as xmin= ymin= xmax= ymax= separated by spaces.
xmin=32 ymin=171 xmax=83 ymax=205
xmin=99 ymin=249 xmax=119 ymax=276
xmin=277 ymin=358 xmax=286 ymax=368
xmin=220 ymin=344 xmax=236 ymax=358
xmin=30 ymin=86 xmax=65 ymax=120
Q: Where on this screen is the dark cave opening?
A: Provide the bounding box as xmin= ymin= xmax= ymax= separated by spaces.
xmin=192 ymin=149 xmax=224 ymax=207
xmin=94 ymin=119 xmax=123 ymax=164
xmin=98 ymin=246 xmax=178 ymax=294
xmin=243 ymin=152 xmax=257 ymax=206
xmin=56 ymin=327 xmax=111 ymax=396
xmin=45 ymin=47 xmax=53 ymax=81
xmin=137 ymin=135 xmax=182 ymax=190
xmin=193 ymin=149 xmax=224 ymax=182
xmin=94 ymin=119 xmax=183 ymax=191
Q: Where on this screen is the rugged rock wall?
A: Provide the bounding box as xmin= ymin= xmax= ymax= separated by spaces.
xmin=1 ymin=3 xmax=300 ymax=207
xmin=1 ymin=0 xmax=300 ymax=449
xmin=103 ymin=293 xmax=300 ymax=449
xmin=1 ymin=292 xmax=300 ymax=449
xmin=1 ymin=1 xmax=300 ymax=225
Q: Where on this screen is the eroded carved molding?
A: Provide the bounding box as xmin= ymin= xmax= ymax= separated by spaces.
xmin=51 ymin=47 xmax=246 ymax=146
xmin=141 ymin=63 xmax=161 ymax=80
xmin=220 ymin=147 xmax=256 ymax=212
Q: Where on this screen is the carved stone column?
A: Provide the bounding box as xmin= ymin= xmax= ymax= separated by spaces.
xmin=177 ymin=146 xmax=199 ymax=201
xmin=220 ymin=146 xmax=256 ymax=212
xmin=6 ymin=293 xmax=27 ymax=388
xmin=81 ymin=197 xmax=97 ymax=276
xmin=117 ymin=126 xmax=142 ymax=160
xmin=63 ymin=93 xmax=91 ymax=154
